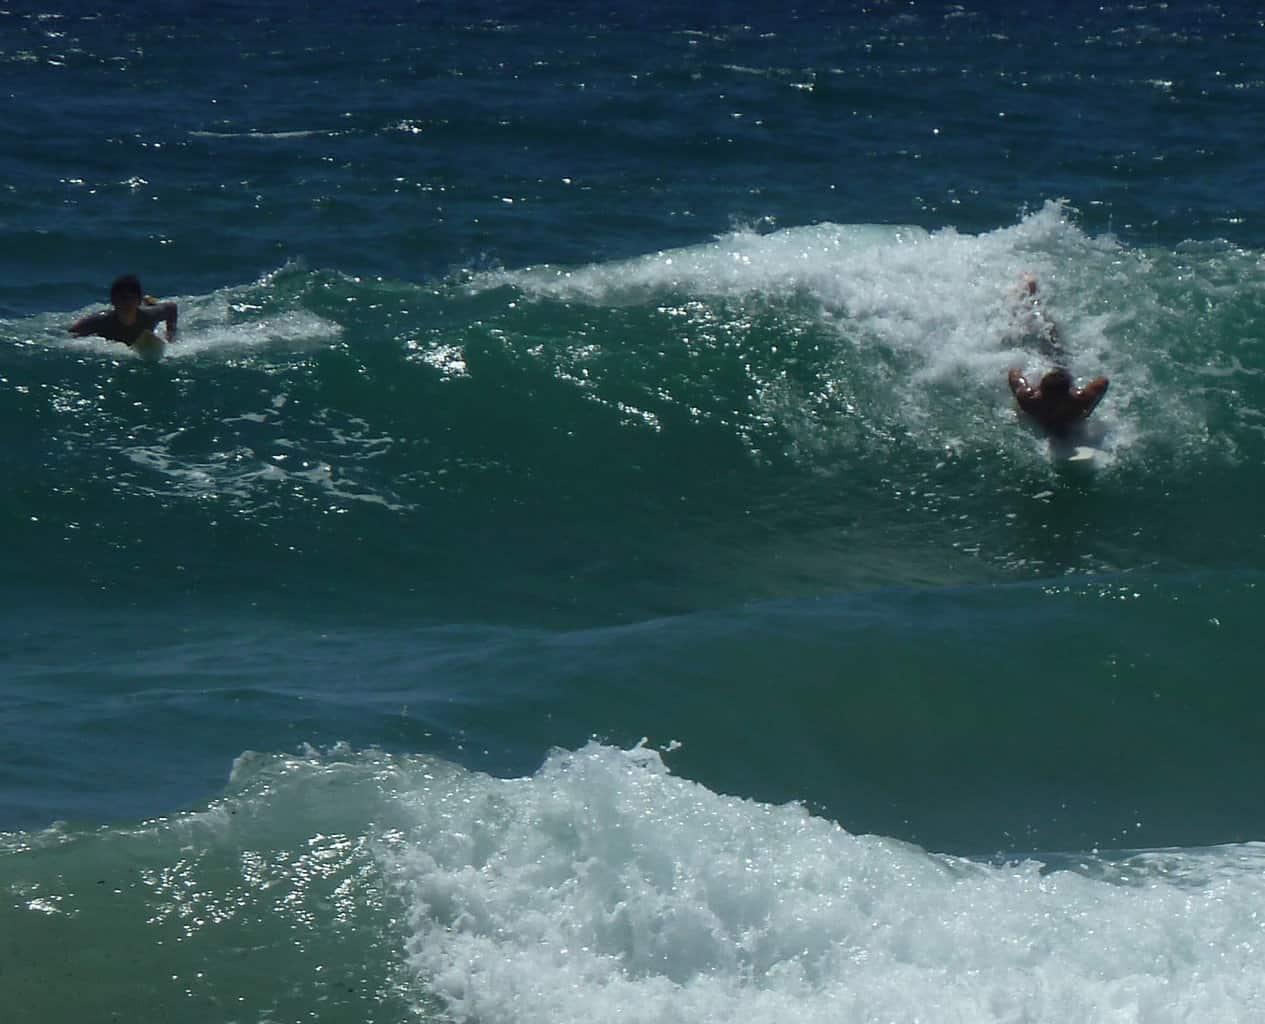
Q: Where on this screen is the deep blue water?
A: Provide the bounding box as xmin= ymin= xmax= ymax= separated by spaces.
xmin=3 ymin=3 xmax=1265 ymax=1021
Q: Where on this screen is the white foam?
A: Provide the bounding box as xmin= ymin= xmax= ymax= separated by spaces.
xmin=471 ymin=202 xmax=1168 ymax=465
xmin=48 ymin=310 xmax=338 ymax=366
xmin=160 ymin=308 xmax=341 ymax=359
xmin=189 ymin=129 xmax=347 ymax=140
xmin=476 ymin=201 xmax=1097 ymax=348
xmin=379 ymin=741 xmax=1265 ymax=1024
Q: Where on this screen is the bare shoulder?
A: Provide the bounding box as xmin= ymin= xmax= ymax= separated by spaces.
xmin=69 ymin=310 xmax=106 ymax=336
xmin=1076 ymin=376 xmax=1109 ymax=415
xmin=1082 ymin=376 xmax=1109 ymax=401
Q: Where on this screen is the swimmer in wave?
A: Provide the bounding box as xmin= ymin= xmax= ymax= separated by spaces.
xmin=1008 ymin=366 xmax=1109 ymax=437
xmin=68 ymin=274 xmax=178 ymax=349
xmin=1008 ymin=273 xmax=1067 ymax=364
xmin=1006 ymin=275 xmax=1109 ymax=436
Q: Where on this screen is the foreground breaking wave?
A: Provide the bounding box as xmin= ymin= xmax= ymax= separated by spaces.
xmin=5 ymin=742 xmax=1264 ymax=1022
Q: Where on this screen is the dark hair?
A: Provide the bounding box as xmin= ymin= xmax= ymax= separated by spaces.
xmin=110 ymin=274 xmax=144 ymax=301
xmin=1041 ymin=367 xmax=1072 ymax=394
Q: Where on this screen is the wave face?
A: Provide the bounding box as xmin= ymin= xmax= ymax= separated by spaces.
xmin=4 ymin=203 xmax=1263 ymax=624
xmin=5 ymin=204 xmax=1263 ymax=859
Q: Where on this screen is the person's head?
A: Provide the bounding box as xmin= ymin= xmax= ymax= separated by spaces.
xmin=109 ymin=274 xmax=143 ymax=310
xmin=1040 ymin=367 xmax=1072 ymax=396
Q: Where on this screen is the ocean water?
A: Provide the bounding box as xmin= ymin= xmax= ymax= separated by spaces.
xmin=2 ymin=2 xmax=1264 ymax=1021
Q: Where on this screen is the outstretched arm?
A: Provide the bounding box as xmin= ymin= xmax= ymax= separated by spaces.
xmin=68 ymin=312 xmax=104 ymax=337
xmin=145 ymin=300 xmax=179 ymax=340
xmin=1078 ymin=376 xmax=1109 ymax=416
xmin=1008 ymin=367 xmax=1035 ymax=399
xmin=159 ymin=301 xmax=178 ymax=340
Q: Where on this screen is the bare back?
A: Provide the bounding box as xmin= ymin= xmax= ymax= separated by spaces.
xmin=1009 ymin=370 xmax=1109 ymax=436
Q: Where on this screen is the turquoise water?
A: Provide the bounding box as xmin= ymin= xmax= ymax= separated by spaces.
xmin=3 ymin=3 xmax=1265 ymax=1021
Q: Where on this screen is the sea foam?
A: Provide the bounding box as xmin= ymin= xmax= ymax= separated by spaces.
xmin=467 ymin=201 xmax=1201 ymax=467
xmin=5 ymin=737 xmax=1264 ymax=1022
xmin=380 ymin=741 xmax=1265 ymax=1023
